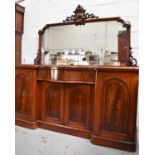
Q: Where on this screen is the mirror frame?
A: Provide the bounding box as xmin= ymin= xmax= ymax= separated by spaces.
xmin=34 ymin=5 xmax=137 ymax=66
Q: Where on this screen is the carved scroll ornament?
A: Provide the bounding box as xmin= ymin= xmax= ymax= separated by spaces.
xmin=128 ymin=47 xmax=137 ymax=66
xmin=63 ymin=5 xmax=98 ymax=25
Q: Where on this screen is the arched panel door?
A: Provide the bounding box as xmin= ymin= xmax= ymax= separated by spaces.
xmin=92 ymin=71 xmax=138 ymax=151
xmin=41 ymin=82 xmax=64 ymax=125
xmin=46 ymin=86 xmax=61 ymax=119
xmin=64 ymin=84 xmax=93 ymax=130
xmin=15 ymin=73 xmax=30 ymax=119
xmin=102 ymin=78 xmax=129 ymax=134
xmin=69 ymin=89 xmax=86 ymax=123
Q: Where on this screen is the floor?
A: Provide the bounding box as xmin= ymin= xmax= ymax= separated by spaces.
xmin=15 ymin=126 xmax=139 ymax=155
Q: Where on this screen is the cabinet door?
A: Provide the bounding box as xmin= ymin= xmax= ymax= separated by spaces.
xmin=40 ymin=82 xmax=64 ymax=125
xmin=100 ymin=77 xmax=129 ymax=135
xmin=64 ymin=84 xmax=93 ymax=130
xmin=15 ymin=72 xmax=30 ymax=120
xmin=15 ymin=69 xmax=38 ymax=122
xmin=92 ymin=72 xmax=138 ymax=151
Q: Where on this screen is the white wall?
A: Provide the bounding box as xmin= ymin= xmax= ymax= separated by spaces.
xmin=19 ymin=0 xmax=139 ymax=64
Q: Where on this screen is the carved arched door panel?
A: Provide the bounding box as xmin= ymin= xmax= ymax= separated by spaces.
xmin=41 ymin=82 xmax=64 ymax=124
xmin=15 ymin=73 xmax=30 ymax=119
xmin=64 ymin=84 xmax=93 ymax=130
xmin=102 ymin=78 xmax=129 ymax=134
xmin=92 ymin=72 xmax=138 ymax=151
xmin=93 ymin=72 xmax=138 ymax=141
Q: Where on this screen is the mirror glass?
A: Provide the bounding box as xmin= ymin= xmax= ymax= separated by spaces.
xmin=42 ymin=21 xmax=128 ymax=66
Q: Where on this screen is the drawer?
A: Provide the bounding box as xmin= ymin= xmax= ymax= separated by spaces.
xmin=51 ymin=68 xmax=95 ymax=82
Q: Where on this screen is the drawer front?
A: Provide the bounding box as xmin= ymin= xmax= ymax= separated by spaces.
xmin=59 ymin=70 xmax=95 ymax=82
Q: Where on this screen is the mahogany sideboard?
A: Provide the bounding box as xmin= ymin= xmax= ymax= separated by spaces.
xmin=15 ymin=64 xmax=139 ymax=151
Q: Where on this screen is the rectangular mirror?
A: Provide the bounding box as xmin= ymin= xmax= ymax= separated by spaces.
xmin=42 ymin=21 xmax=127 ymax=65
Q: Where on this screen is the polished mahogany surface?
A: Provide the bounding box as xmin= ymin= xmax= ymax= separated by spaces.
xmin=15 ymin=4 xmax=25 ymax=65
xmin=15 ymin=64 xmax=138 ymax=151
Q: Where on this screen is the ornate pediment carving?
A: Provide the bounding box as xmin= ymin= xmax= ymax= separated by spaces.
xmin=63 ymin=5 xmax=98 ymax=25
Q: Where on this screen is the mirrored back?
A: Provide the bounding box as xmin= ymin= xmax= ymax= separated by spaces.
xmin=35 ymin=5 xmax=137 ymax=66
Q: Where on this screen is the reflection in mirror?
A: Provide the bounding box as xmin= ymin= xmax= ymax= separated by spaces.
xmin=42 ymin=21 xmax=127 ymax=66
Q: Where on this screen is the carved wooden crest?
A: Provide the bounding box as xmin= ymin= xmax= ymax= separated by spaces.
xmin=63 ymin=5 xmax=98 ymax=25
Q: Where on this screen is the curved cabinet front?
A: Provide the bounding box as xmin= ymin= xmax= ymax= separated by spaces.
xmin=38 ymin=81 xmax=94 ymax=138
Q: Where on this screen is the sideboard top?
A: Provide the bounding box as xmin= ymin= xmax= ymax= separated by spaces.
xmin=16 ymin=64 xmax=139 ymax=72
